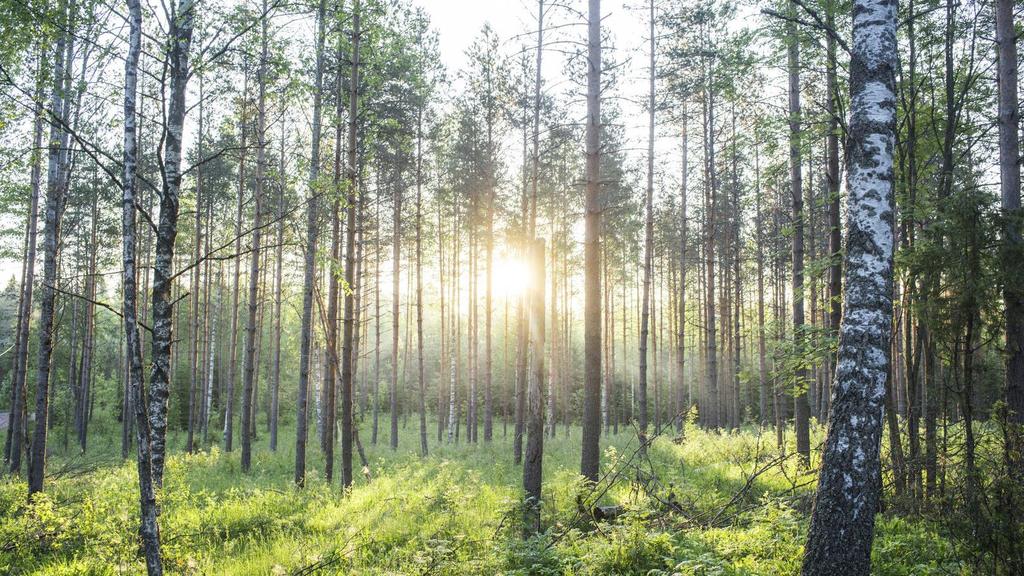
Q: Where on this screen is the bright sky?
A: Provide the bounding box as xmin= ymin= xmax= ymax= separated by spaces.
xmin=0 ymin=1 xmax=729 ymax=284
xmin=418 ymin=0 xmax=531 ymax=72
xmin=417 ymin=0 xmax=651 ymax=136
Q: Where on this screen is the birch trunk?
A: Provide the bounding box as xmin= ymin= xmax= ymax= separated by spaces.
xmin=28 ymin=0 xmax=73 ymax=495
xmin=123 ymin=0 xmax=163 ymax=569
xmin=148 ymin=0 xmax=196 ymax=488
xmin=802 ymin=0 xmax=897 ymax=570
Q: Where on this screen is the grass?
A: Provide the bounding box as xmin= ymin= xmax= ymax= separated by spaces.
xmin=1 ymin=415 xmax=960 ymax=575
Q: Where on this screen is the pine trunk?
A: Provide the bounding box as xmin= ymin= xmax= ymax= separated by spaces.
xmin=523 ymin=239 xmax=546 ymax=536
xmin=340 ymin=0 xmax=361 ymax=487
xmin=295 ymin=0 xmax=327 ymax=487
xmin=995 ymin=0 xmax=1023 ymax=422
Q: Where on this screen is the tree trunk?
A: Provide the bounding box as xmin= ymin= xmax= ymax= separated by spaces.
xmin=825 ymin=0 xmax=842 ymax=422
xmin=787 ymin=7 xmax=810 ymax=464
xmin=147 ymin=0 xmax=195 ymax=489
xmin=187 ymin=77 xmax=205 ymax=455
xmin=204 ymin=263 xmax=220 ymax=445
xmin=995 ymin=0 xmax=1023 ymax=423
xmin=676 ymin=112 xmax=689 ymax=433
xmin=730 ymin=107 xmax=742 ymax=430
xmin=123 ymin=0 xmax=162 ymax=569
xmin=241 ymin=1 xmax=268 ymax=472
xmin=225 ymin=75 xmax=247 ymax=455
xmin=373 ymin=182 xmax=381 ymax=445
xmin=339 ymin=0 xmax=361 ymax=488
xmin=295 ymin=0 xmax=325 ymax=488
xmin=802 ymin=0 xmax=897 ymax=570
xmin=438 ymin=202 xmax=447 ymax=442
xmin=6 ymin=44 xmax=44 ymax=474
xmin=638 ymin=0 xmax=655 ymax=448
xmin=415 ymin=65 xmax=428 ymax=457
xmin=756 ymin=142 xmax=768 ymax=425
xmin=28 ymin=0 xmax=74 ymax=496
xmin=579 ymin=0 xmax=603 ymax=481
xmin=391 ymin=169 xmax=402 ymax=451
xmin=523 ymin=239 xmax=546 ymax=536
xmin=76 ymin=199 xmax=99 ymax=452
xmin=702 ymin=54 xmax=720 ymax=429
xmin=270 ymin=115 xmax=285 ymax=452
xmin=884 ymin=348 xmax=907 ymax=495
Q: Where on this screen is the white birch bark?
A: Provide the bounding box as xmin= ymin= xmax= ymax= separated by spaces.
xmin=803 ymin=0 xmax=897 ymax=571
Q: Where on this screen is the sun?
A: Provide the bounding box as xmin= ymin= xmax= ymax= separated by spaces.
xmin=491 ymin=254 xmax=530 ymax=299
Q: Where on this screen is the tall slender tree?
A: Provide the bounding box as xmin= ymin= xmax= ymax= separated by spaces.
xmin=122 ymin=0 xmax=162 ymax=570
xmin=580 ymin=0 xmax=603 ymax=482
xmin=995 ymin=0 xmax=1022 ymax=423
xmin=340 ymin=0 xmax=362 ymax=488
xmin=28 ymin=0 xmax=74 ymax=496
xmin=802 ymin=0 xmax=897 ymax=570
xmin=523 ymin=238 xmax=546 ymax=536
xmin=240 ymin=0 xmax=270 ymax=474
xmin=296 ymin=0 xmax=327 ymax=488
xmin=786 ymin=5 xmax=810 ymax=463
xmin=638 ymin=0 xmax=656 ymax=448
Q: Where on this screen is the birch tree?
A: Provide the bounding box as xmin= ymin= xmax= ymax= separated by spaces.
xmin=122 ymin=0 xmax=162 ymax=570
xmin=27 ymin=0 xmax=74 ymax=496
xmin=147 ymin=0 xmax=196 ymax=488
xmin=802 ymin=0 xmax=897 ymax=570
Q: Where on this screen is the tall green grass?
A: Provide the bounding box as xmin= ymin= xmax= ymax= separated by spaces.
xmin=1 ymin=417 xmax=957 ymax=574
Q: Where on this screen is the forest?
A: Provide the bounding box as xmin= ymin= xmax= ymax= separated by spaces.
xmin=0 ymin=0 xmax=1022 ymax=573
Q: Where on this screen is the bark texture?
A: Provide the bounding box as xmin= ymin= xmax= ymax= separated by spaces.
xmin=28 ymin=0 xmax=73 ymax=496
xmin=148 ymin=0 xmax=196 ymax=488
xmin=802 ymin=0 xmax=897 ymax=571
xmin=295 ymin=0 xmax=327 ymax=487
xmin=523 ymin=239 xmax=546 ymax=536
xmin=580 ymin=0 xmax=602 ymax=482
xmin=995 ymin=0 xmax=1023 ymax=423
xmin=123 ymin=0 xmax=163 ymax=569
xmin=340 ymin=0 xmax=361 ymax=488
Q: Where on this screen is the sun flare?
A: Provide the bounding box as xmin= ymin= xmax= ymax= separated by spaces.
xmin=491 ymin=254 xmax=530 ymax=299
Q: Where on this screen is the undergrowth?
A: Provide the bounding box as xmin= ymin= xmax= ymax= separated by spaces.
xmin=1 ymin=417 xmax=959 ymax=575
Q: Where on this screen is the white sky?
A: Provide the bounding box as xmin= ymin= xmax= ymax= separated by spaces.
xmin=0 ymin=1 xmax=759 ymax=284
xmin=417 ymin=0 xmax=651 ymax=141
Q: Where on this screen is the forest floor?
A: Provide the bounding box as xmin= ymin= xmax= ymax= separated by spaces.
xmin=2 ymin=416 xmax=958 ymax=575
